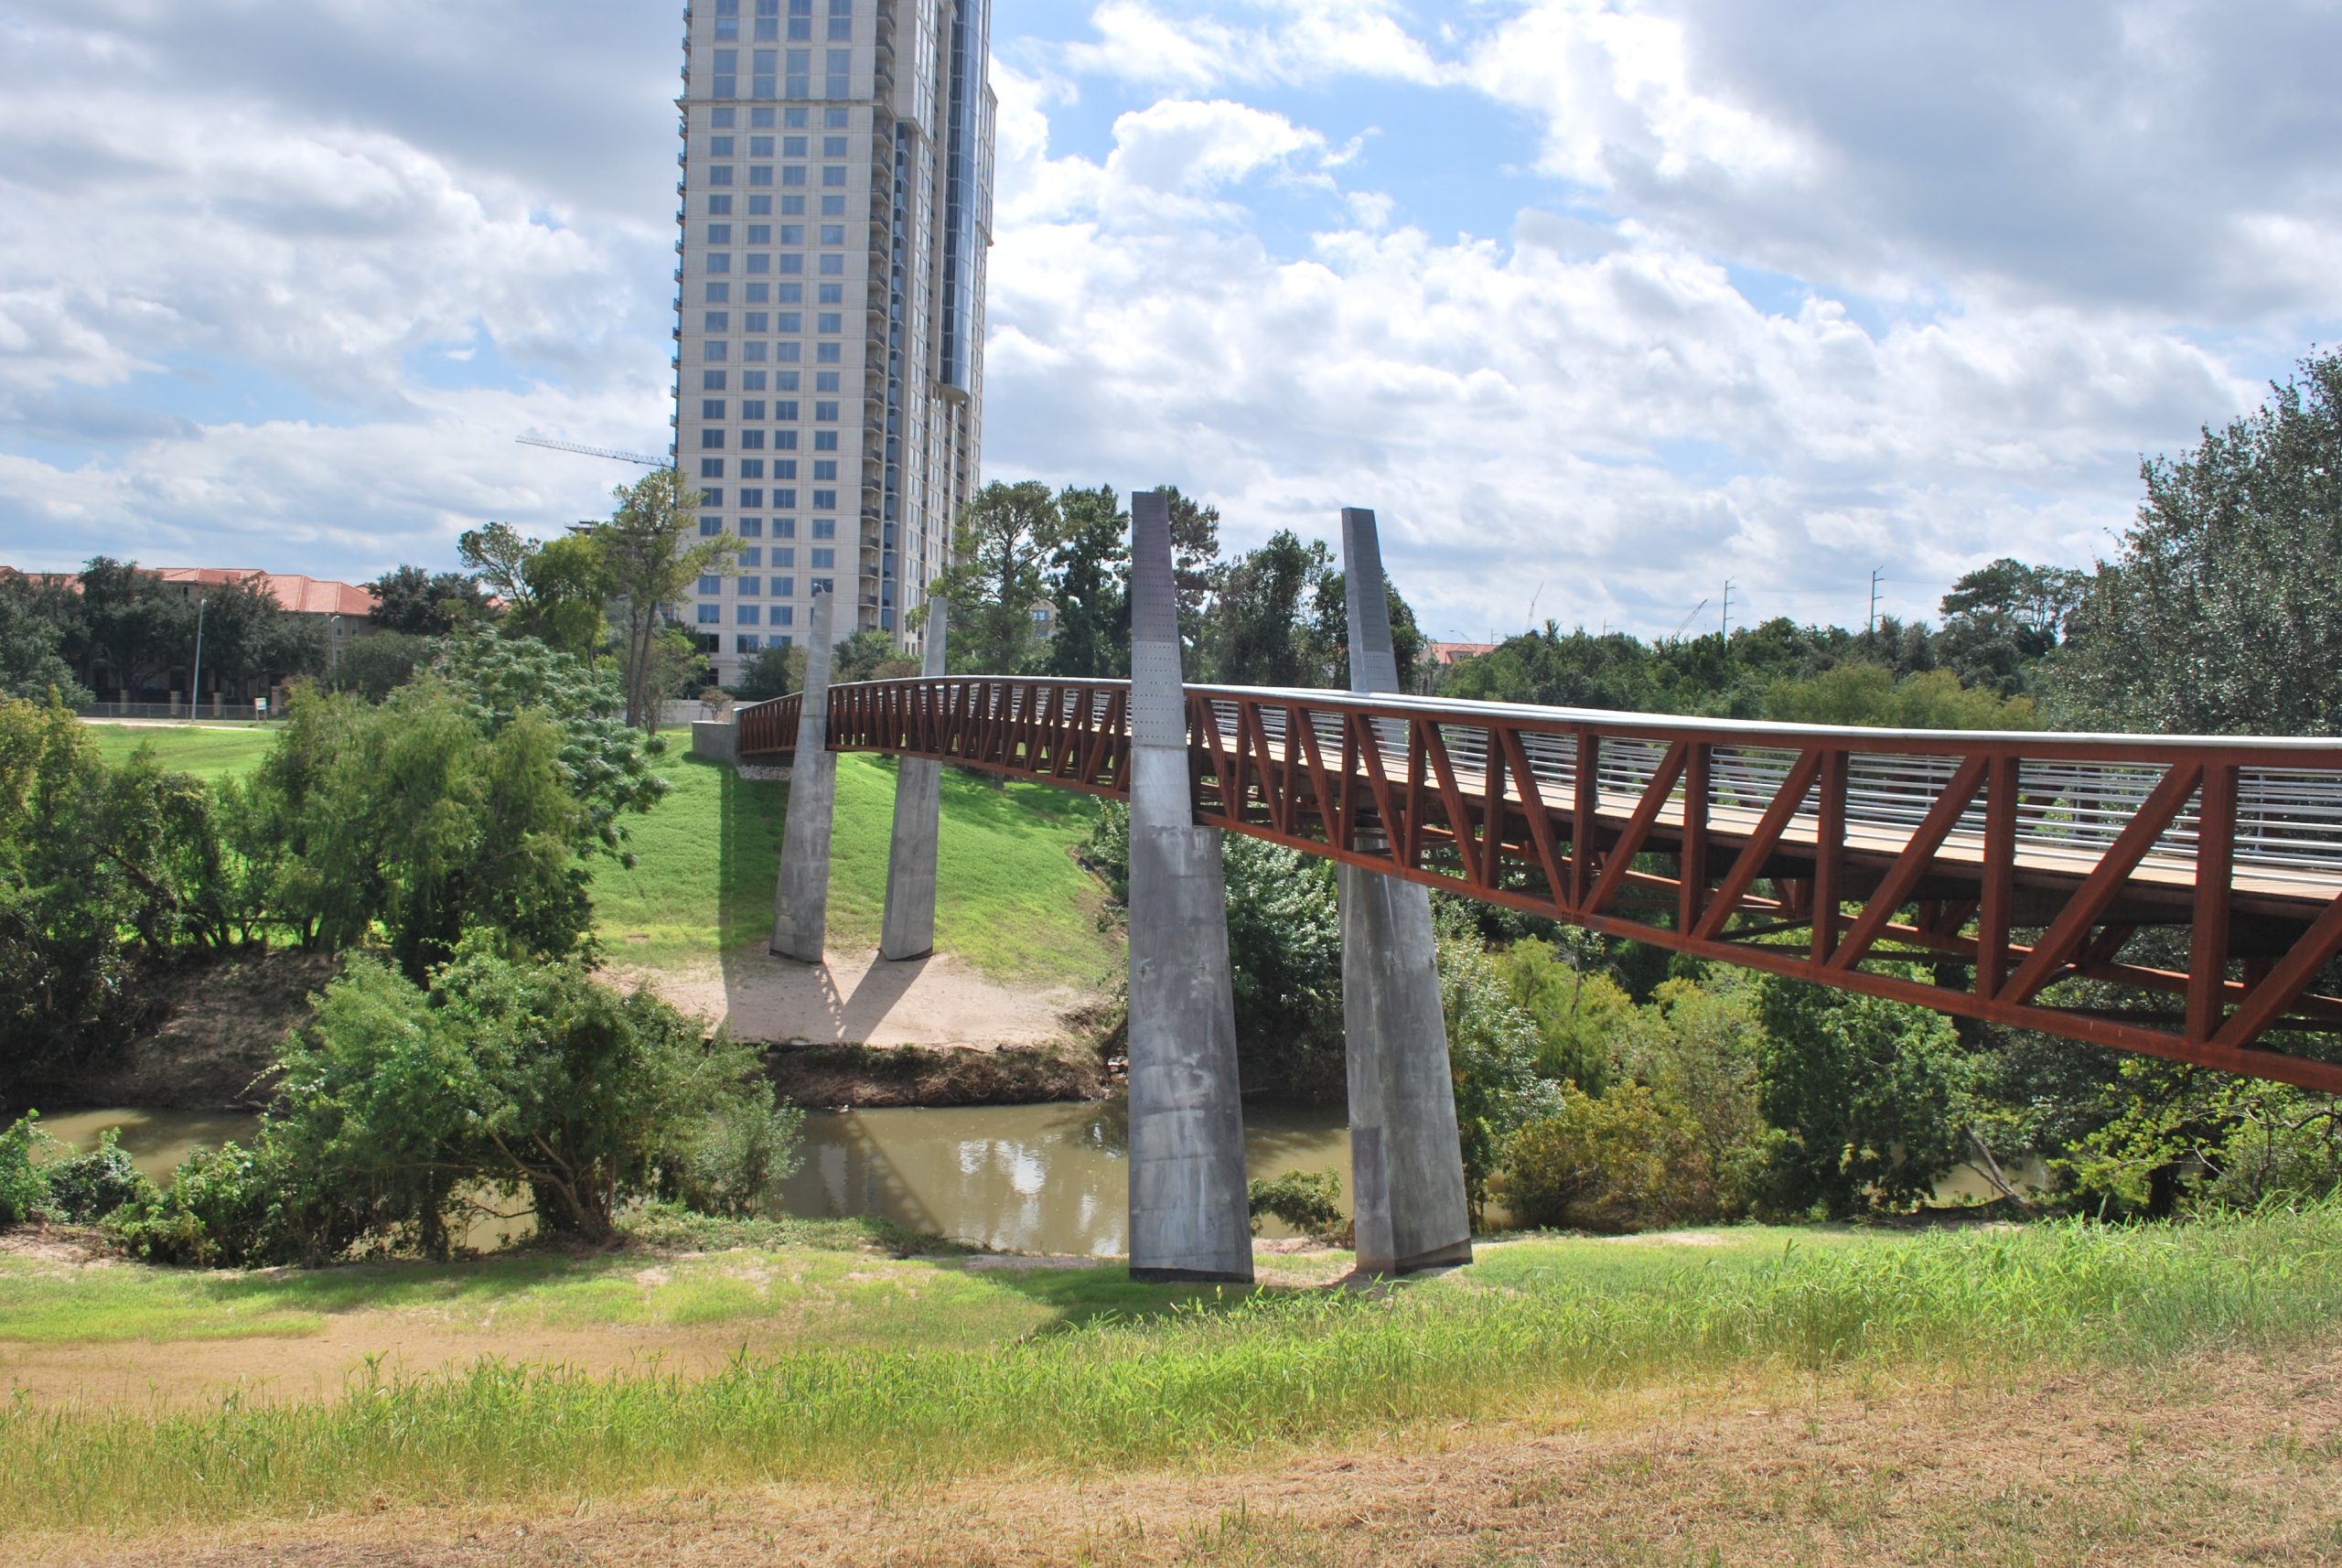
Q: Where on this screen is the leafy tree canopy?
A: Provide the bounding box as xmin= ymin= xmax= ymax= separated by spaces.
xmin=2049 ymin=347 xmax=2342 ymax=735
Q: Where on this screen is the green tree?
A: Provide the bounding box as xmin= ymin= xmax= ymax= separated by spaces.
xmin=2049 ymin=347 xmax=2342 ymax=734
xmin=1442 ymin=625 xmax=1667 ymax=711
xmin=330 ymin=630 xmax=433 ymax=701
xmin=457 ymin=521 xmax=537 ymax=613
xmin=1754 ymin=978 xmax=1974 ymax=1218
xmin=0 ymin=698 xmax=231 ymax=1079
xmin=367 ymin=565 xmax=492 ymax=637
xmin=596 ymin=467 xmax=733 ymax=728
xmin=1762 ymin=662 xmax=2037 ymax=729
xmin=1039 ymin=484 xmax=1131 ymax=679
xmin=1499 ymin=1083 xmax=1706 ymax=1233
xmin=0 ymin=584 xmax=87 ymax=704
xmin=430 ymin=630 xmax=671 ymax=860
xmin=1936 ymin=558 xmax=2084 ymax=696
xmin=1437 ymin=913 xmax=1562 ymax=1219
xmin=1615 ymin=972 xmax=1767 ymax=1213
xmin=1157 ymin=485 xmax=1221 ymax=676
xmin=1201 ymin=531 xmax=1329 ymax=688
xmin=525 ymin=534 xmax=617 ymax=661
xmin=279 ymin=946 xmax=784 ymax=1244
xmin=115 ymin=946 xmax=795 ymax=1261
xmin=302 ymin=682 xmax=592 ymax=981
xmin=1221 ymin=836 xmax=1345 ymax=1097
xmin=929 ymin=479 xmax=1061 ymax=674
xmin=831 ymin=628 xmax=912 ymax=685
xmin=460 ymin=523 xmax=615 ymax=662
xmin=732 ymin=641 xmax=804 ymax=701
xmin=1495 ymin=936 xmax=1624 ymax=1092
xmin=73 ymin=557 xmax=189 ymax=695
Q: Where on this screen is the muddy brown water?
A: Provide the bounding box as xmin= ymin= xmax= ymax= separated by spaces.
xmin=31 ymin=1104 xmax=1355 ymax=1256
xmin=32 ymin=1105 xmax=2042 ymax=1258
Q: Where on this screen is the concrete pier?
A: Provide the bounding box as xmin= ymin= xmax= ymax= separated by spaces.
xmin=769 ymin=590 xmax=837 ymax=962
xmin=1124 ymin=489 xmax=1255 ymax=1283
xmin=880 ymin=597 xmax=949 ymax=961
xmin=1338 ymin=508 xmax=1475 ymax=1275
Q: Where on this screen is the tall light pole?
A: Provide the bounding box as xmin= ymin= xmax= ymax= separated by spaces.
xmin=190 ymin=596 xmax=207 ymax=719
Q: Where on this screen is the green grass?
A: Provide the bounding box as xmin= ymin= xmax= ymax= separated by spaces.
xmin=7 ymin=1207 xmax=2342 ymax=1530
xmin=592 ymin=752 xmax=1119 ymax=986
xmin=0 ymin=1210 xmax=1231 ymax=1352
xmin=81 ymin=722 xmax=277 ymax=782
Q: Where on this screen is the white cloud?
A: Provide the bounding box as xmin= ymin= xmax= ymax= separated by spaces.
xmin=981 ymin=86 xmax=2261 ymax=641
xmin=4 ymin=0 xmax=2337 ymax=649
xmin=1063 ymin=0 xmax=1446 ymax=92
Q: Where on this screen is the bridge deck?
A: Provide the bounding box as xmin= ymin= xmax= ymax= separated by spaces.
xmin=737 ymin=676 xmax=2342 ymax=1091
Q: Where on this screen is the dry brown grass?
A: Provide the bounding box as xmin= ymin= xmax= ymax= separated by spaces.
xmin=22 ymin=1348 xmax=2341 ymax=1567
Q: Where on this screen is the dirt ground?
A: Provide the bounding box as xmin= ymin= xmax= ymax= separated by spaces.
xmin=20 ymin=1349 xmax=2339 ymax=1567
xmin=619 ymin=947 xmax=1088 ymax=1051
xmin=18 ymin=948 xmax=337 ymax=1111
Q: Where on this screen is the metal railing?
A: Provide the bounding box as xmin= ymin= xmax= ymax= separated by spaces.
xmin=735 ymin=674 xmax=2342 ymax=1086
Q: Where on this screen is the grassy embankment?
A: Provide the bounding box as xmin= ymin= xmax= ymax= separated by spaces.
xmin=80 ymin=722 xmax=1120 ymax=990
xmin=83 ymin=722 xmax=277 ymax=782
xmin=592 ymin=751 xmax=1117 ymax=986
xmin=3 ymin=1207 xmax=2340 ymax=1535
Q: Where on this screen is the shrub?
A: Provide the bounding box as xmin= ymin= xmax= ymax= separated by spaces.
xmin=1247 ymin=1169 xmax=1348 ymax=1246
xmin=0 ymin=1113 xmax=59 ymax=1226
xmin=1439 ymin=912 xmax=1562 ymax=1219
xmin=42 ymin=1128 xmax=156 ymax=1223
xmin=1498 ymin=1083 xmax=1708 ymax=1234
xmin=676 ymin=1100 xmax=808 ymax=1219
xmin=106 ymin=1140 xmax=297 ymax=1266
xmin=1496 ymin=937 xmax=1627 ymax=1092
xmin=1755 ymin=977 xmax=1975 ymax=1219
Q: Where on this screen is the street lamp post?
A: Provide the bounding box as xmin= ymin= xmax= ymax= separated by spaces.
xmin=190 ymin=596 xmax=207 ymax=719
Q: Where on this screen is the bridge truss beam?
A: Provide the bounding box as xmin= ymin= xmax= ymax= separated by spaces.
xmin=738 ymin=681 xmax=2342 ymax=1095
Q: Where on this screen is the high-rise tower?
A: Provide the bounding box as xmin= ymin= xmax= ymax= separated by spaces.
xmin=675 ymin=0 xmax=994 ymax=676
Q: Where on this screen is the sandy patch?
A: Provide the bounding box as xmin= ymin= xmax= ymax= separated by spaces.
xmin=0 ymin=1230 xmax=120 ymax=1269
xmin=621 ymin=946 xmax=1082 ymax=1049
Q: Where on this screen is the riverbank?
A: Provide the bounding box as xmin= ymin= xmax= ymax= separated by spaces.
xmin=764 ymin=1039 xmax=1111 ymax=1107
xmin=1 ymin=1205 xmax=2337 ymax=1562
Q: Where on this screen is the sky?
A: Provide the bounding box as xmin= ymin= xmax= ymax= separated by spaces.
xmin=1 ymin=1 xmax=2337 ymax=645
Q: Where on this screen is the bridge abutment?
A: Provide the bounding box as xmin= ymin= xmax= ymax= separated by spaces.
xmin=1338 ymin=508 xmax=1475 ymax=1276
xmin=1125 ymin=489 xmax=1255 ymax=1284
xmin=880 ymin=597 xmax=949 ymax=961
xmin=769 ymin=589 xmax=837 ymax=963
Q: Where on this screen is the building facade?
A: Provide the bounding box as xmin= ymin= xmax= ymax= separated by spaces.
xmin=674 ymin=0 xmax=994 ymax=682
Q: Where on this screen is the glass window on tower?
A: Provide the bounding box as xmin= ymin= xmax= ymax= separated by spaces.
xmin=827 ymin=0 xmax=850 ymax=40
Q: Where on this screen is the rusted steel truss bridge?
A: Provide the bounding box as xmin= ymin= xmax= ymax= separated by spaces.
xmin=739 ymin=677 xmax=2342 ymax=1095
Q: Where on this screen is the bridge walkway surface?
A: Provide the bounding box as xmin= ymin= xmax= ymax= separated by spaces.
xmin=740 ymin=675 xmax=2342 ymax=1094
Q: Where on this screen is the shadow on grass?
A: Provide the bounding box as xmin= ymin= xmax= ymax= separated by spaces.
xmin=966 ymin=1258 xmax=1333 ymax=1337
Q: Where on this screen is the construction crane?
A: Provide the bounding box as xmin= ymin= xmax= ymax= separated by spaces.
xmin=515 ymin=435 xmax=672 ymax=468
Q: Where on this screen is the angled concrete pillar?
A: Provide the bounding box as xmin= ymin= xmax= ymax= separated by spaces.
xmin=770 ymin=590 xmax=837 ymax=962
xmin=1125 ymin=489 xmax=1254 ymax=1283
xmin=1338 ymin=508 xmax=1474 ymax=1275
xmin=880 ymin=596 xmax=949 ymax=961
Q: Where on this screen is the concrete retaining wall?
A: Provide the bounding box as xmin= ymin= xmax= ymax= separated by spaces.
xmin=690 ymin=719 xmax=739 ymax=764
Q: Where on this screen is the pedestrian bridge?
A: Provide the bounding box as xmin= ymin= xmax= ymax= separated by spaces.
xmin=729 ymin=496 xmax=2342 ymax=1283
xmin=739 ymin=674 xmax=2342 ymax=1095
